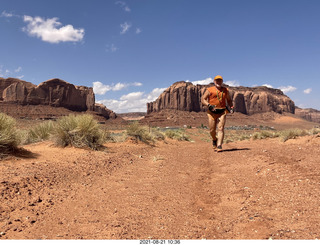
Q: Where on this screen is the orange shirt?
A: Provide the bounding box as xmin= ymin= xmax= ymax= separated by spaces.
xmin=207 ymin=86 xmax=228 ymax=108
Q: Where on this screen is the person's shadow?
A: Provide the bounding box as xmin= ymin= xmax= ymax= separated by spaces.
xmin=222 ymin=148 xmax=250 ymax=152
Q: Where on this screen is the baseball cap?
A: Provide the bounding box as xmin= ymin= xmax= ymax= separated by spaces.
xmin=214 ymin=75 xmax=223 ymax=80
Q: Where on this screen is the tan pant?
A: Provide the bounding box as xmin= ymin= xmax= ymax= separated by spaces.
xmin=207 ymin=111 xmax=226 ymax=146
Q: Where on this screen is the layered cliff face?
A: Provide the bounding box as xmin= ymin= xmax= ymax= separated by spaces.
xmin=147 ymin=81 xmax=295 ymax=115
xmin=94 ymin=103 xmax=117 ymax=119
xmin=0 ymin=77 xmax=116 ymax=119
xmin=295 ymin=107 xmax=320 ymax=123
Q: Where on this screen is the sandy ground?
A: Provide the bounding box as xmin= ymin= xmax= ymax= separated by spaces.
xmin=1 ymin=126 xmax=320 ymax=240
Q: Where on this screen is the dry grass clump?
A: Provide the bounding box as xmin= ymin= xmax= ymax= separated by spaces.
xmin=125 ymin=122 xmax=155 ymax=144
xmin=164 ymin=129 xmax=191 ymax=141
xmin=22 ymin=120 xmax=55 ymax=144
xmin=251 ymin=128 xmax=319 ymax=142
xmin=224 ymin=130 xmax=252 ymax=143
xmin=0 ymin=113 xmax=19 ymax=156
xmin=278 ymin=129 xmax=308 ymax=142
xmin=150 ymin=128 xmax=165 ymax=141
xmin=251 ymin=130 xmax=279 ymax=140
xmin=125 ymin=123 xmax=191 ymax=144
xmin=53 ymin=114 xmax=105 ymax=150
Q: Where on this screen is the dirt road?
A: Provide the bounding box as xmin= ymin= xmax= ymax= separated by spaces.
xmin=1 ymin=130 xmax=320 ymax=239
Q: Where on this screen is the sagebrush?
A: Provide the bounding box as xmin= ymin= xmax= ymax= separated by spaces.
xmin=25 ymin=120 xmax=55 ymax=144
xmin=0 ymin=113 xmax=19 ymax=155
xmin=164 ymin=129 xmax=190 ymax=141
xmin=53 ymin=114 xmax=105 ymax=150
xmin=125 ymin=122 xmax=155 ymax=144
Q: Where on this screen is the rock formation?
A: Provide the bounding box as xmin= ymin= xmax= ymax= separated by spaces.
xmin=0 ymin=77 xmax=116 ymax=119
xmin=147 ymin=81 xmax=295 ymax=115
xmin=295 ymin=107 xmax=320 ymax=123
xmin=0 ymin=78 xmax=35 ymax=101
xmin=94 ymin=103 xmax=117 ymax=119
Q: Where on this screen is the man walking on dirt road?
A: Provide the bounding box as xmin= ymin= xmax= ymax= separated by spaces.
xmin=201 ymin=75 xmax=234 ymax=152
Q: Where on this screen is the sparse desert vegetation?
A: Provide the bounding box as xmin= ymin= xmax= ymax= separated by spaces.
xmin=0 ymin=113 xmax=19 ymax=157
xmin=1 ymin=110 xmax=320 ymax=239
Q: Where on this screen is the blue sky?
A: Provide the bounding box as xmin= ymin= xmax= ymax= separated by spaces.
xmin=1 ymin=0 xmax=319 ymax=112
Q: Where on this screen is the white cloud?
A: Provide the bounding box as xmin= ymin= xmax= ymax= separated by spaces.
xmin=187 ymin=78 xmax=240 ymax=87
xmin=0 ymin=65 xmax=23 ymax=78
xmin=14 ymin=66 xmax=22 ymax=73
xmin=120 ymin=91 xmax=144 ymax=101
xmin=262 ymin=84 xmax=273 ymax=88
xmin=136 ymin=28 xmax=142 ymax=34
xmin=303 ymin=88 xmax=312 ymax=94
xmin=97 ymin=87 xmax=166 ymax=113
xmin=1 ymin=11 xmax=14 ymax=18
xmin=224 ymin=80 xmax=240 ymax=87
xmin=113 ymin=82 xmax=126 ymax=91
xmin=93 ymin=82 xmax=112 ymax=95
xmin=16 ymin=75 xmax=24 ymax=79
xmin=120 ymin=22 xmax=131 ymax=34
xmin=278 ymin=85 xmax=297 ymax=93
xmin=147 ymin=87 xmax=166 ymax=101
xmin=115 ymin=1 xmax=131 ymax=12
xmin=92 ymin=81 xmax=143 ymax=95
xmin=106 ymin=43 xmax=118 ymax=52
xmin=187 ymin=77 xmax=213 ymax=85
xmin=22 ymin=15 xmax=84 ymax=43
xmin=0 ymin=66 xmax=11 ymax=77
xmin=132 ymin=82 xmax=143 ymax=86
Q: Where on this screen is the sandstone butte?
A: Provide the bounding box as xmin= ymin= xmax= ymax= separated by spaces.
xmin=145 ymin=81 xmax=319 ymax=123
xmin=1 ymin=78 xmax=319 ymax=123
xmin=0 ymin=77 xmax=116 ymax=120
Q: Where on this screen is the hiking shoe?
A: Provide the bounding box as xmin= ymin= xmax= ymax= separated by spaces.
xmin=212 ymin=140 xmax=217 ymax=149
xmin=216 ymin=145 xmax=223 ymax=152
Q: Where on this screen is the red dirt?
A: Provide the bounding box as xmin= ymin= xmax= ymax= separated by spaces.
xmin=1 ymin=129 xmax=320 ymax=240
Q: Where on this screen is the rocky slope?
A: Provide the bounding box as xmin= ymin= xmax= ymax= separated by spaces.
xmin=147 ymin=81 xmax=295 ymax=115
xmin=0 ymin=77 xmax=116 ymax=119
xmin=295 ymin=107 xmax=320 ymax=123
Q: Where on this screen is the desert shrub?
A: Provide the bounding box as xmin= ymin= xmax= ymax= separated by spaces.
xmin=103 ymin=130 xmax=115 ymax=142
xmin=309 ymin=127 xmax=320 ymax=135
xmin=0 ymin=113 xmax=19 ymax=154
xmin=251 ymin=128 xmax=314 ymax=142
xmin=17 ymin=130 xmax=29 ymax=145
xmin=125 ymin=122 xmax=154 ymax=144
xmin=252 ymin=130 xmax=278 ymax=140
xmin=150 ymin=128 xmax=165 ymax=141
xmin=279 ymin=129 xmax=308 ymax=142
xmin=53 ymin=114 xmax=105 ymax=150
xmin=110 ymin=132 xmax=127 ymax=143
xmin=26 ymin=120 xmax=55 ymax=143
xmin=164 ymin=129 xmax=190 ymax=141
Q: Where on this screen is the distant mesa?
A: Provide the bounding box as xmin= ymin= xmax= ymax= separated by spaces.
xmin=147 ymin=81 xmax=295 ymax=115
xmin=1 ymin=77 xmax=319 ymax=124
xmin=295 ymin=107 xmax=320 ymax=124
xmin=0 ymin=77 xmax=116 ymax=119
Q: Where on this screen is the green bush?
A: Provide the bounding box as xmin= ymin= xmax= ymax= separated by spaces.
xmin=0 ymin=113 xmax=19 ymax=154
xmin=53 ymin=114 xmax=105 ymax=150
